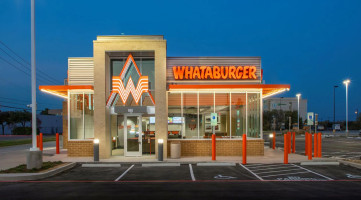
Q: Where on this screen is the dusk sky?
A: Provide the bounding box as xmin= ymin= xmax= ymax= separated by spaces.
xmin=0 ymin=0 xmax=360 ymax=121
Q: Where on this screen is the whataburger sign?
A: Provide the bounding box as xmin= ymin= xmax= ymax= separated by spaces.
xmin=106 ymin=54 xmax=155 ymax=107
xmin=172 ymin=65 xmax=257 ymax=80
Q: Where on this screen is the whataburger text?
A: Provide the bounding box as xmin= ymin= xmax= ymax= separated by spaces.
xmin=172 ymin=66 xmax=257 ymax=80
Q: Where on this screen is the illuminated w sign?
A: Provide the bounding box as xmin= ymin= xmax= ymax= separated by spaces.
xmin=106 ymin=54 xmax=155 ymax=107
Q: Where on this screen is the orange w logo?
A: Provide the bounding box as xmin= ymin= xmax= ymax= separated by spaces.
xmin=106 ymin=54 xmax=155 ymax=107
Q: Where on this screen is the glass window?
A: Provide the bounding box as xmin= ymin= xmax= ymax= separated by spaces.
xmin=215 ymin=93 xmax=230 ymax=137
xmin=248 ymin=93 xmax=260 ymax=138
xmin=199 ymin=93 xmax=214 ymax=138
xmin=69 ymin=92 xmax=94 ymax=140
xmin=168 ymin=93 xmax=182 ymax=139
xmin=231 ymin=93 xmax=246 ymax=138
xmin=183 ymin=93 xmax=198 ymax=139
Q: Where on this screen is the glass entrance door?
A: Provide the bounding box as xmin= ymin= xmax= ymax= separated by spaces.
xmin=124 ymin=114 xmax=142 ymax=156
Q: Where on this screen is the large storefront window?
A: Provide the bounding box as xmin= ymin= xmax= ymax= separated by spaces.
xmin=69 ymin=92 xmax=94 ymax=140
xmin=168 ymin=93 xmax=182 ymax=139
xmin=248 ymin=93 xmax=261 ymax=138
xmin=183 ymin=93 xmax=198 ymax=139
xmin=231 ymin=93 xmax=246 ymax=138
xmin=167 ymin=91 xmax=261 ymax=139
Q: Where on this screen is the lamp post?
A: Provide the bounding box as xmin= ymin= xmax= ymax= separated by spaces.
xmin=333 ymin=85 xmax=338 ymax=131
xmin=296 ymin=93 xmax=301 ymax=130
xmin=343 ymin=79 xmax=350 ymax=136
xmin=355 ymin=109 xmax=358 ymax=121
xmin=26 ymin=0 xmax=42 ymax=170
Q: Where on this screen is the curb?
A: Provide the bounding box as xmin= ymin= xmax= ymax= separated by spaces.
xmin=339 ymin=160 xmax=361 ymax=170
xmin=0 ymin=162 xmax=76 ymax=181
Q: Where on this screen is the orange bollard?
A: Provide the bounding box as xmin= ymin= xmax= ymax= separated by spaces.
xmin=212 ymin=134 xmax=216 ymax=161
xmin=284 ymin=134 xmax=288 ymax=164
xmin=242 ymin=134 xmax=247 ymax=164
xmin=318 ymin=132 xmax=322 ymax=157
xmin=288 ymin=132 xmax=291 ymax=154
xmin=292 ymin=132 xmax=296 ymax=153
xmin=305 ymin=132 xmax=308 ymax=155
xmin=308 ymin=133 xmax=312 ymax=160
xmin=36 ymin=135 xmax=40 ymax=148
xmin=272 ymin=132 xmax=276 ymax=149
xmin=40 ymin=133 xmax=43 ymax=151
xmin=314 ymin=133 xmax=318 ymax=157
xmin=56 ymin=133 xmax=60 ymax=154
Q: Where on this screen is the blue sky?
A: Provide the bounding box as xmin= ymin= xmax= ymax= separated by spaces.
xmin=0 ymin=0 xmax=360 ymax=121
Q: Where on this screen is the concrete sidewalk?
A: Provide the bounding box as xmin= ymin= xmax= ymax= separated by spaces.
xmin=0 ymin=141 xmax=62 ymax=170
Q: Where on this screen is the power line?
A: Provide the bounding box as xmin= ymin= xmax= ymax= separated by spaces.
xmin=0 ymin=97 xmax=61 ymax=107
xmin=0 ymin=46 xmax=59 ymax=85
xmin=0 ymin=104 xmax=43 ymax=112
xmin=0 ymin=40 xmax=62 ymax=84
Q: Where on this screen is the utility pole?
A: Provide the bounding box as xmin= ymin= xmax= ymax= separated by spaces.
xmin=27 ymin=0 xmax=42 ymax=169
xmin=333 ymin=85 xmax=338 ymax=131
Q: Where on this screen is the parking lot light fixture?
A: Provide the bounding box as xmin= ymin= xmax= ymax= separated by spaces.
xmin=343 ymin=79 xmax=350 ymax=135
xmin=296 ymin=93 xmax=301 ymax=130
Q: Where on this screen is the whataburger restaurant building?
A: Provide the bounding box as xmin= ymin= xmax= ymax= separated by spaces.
xmin=40 ymin=35 xmax=290 ymax=159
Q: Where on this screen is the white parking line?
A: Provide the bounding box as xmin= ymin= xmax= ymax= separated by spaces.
xmin=246 ymin=164 xmax=288 ymax=169
xmin=291 ymin=164 xmax=333 ymax=180
xmin=261 ymin=171 xmax=309 ymax=178
xmin=239 ymin=164 xmax=263 ymax=181
xmin=114 ymin=165 xmax=134 ymax=181
xmin=189 ymin=164 xmax=196 ymax=181
xmin=250 ymin=165 xmax=299 ymax=172
xmin=256 ymin=168 xmax=303 ymax=175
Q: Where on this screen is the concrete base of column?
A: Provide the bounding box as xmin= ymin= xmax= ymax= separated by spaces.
xmin=26 ymin=150 xmax=43 ymax=169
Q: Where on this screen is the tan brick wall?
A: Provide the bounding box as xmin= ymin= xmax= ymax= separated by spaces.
xmin=67 ymin=141 xmax=93 ymax=157
xmin=62 ymin=101 xmax=68 ymax=149
xmin=167 ymin=139 xmax=264 ymax=157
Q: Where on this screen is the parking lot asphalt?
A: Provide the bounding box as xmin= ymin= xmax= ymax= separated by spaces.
xmin=33 ymin=162 xmax=361 ymax=182
xmin=0 ymin=163 xmax=361 ymax=199
xmin=267 ymin=134 xmax=361 ymax=160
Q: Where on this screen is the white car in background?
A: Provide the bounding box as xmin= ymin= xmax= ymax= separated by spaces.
xmin=317 ymin=125 xmax=325 ymax=131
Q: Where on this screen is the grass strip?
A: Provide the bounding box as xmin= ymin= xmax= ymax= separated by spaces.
xmin=0 ymin=136 xmax=56 ymax=147
xmin=0 ymin=161 xmax=63 ymax=173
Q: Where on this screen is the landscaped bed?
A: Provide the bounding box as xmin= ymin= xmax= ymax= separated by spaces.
xmin=0 ymin=161 xmax=64 ymax=173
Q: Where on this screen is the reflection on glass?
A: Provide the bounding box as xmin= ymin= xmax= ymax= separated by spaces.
xmin=248 ymin=93 xmax=260 ymax=138
xmin=183 ymin=93 xmax=198 ymax=139
xmin=199 ymin=93 xmax=213 ymax=138
xmin=127 ymin=116 xmax=140 ymax=152
xmin=231 ymin=93 xmax=246 ymax=138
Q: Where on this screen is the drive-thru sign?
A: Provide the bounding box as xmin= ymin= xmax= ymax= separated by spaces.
xmin=307 ymin=112 xmax=314 ymax=125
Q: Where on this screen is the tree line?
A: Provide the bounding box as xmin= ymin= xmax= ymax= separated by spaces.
xmin=0 ymin=110 xmax=41 ymax=135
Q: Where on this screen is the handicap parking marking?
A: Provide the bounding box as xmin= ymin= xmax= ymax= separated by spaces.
xmin=240 ymin=163 xmax=333 ymax=181
xmin=192 ymin=165 xmax=258 ymax=181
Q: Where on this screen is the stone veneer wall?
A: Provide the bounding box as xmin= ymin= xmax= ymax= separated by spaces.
xmin=167 ymin=139 xmax=264 ymax=157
